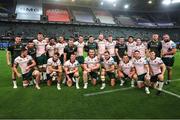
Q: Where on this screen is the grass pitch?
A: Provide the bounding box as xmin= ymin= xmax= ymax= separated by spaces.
xmin=0 ymin=50 xmax=180 ymax=119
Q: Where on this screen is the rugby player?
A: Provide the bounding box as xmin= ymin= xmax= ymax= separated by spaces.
xmin=83 ymin=49 xmax=100 ymax=89
xmin=33 ymin=32 xmax=47 ymax=81
xmin=118 ymin=54 xmax=136 ymax=87
xmin=46 ymin=53 xmax=62 ymax=90
xmin=161 ymin=34 xmax=176 ymax=84
xmin=148 ymin=51 xmax=166 ymax=95
xmin=64 ymin=54 xmax=80 ymax=89
xmin=13 ymin=48 xmax=41 ymax=89
xmin=6 ymin=35 xmax=24 ymax=88
xmin=133 ymin=50 xmax=151 ymax=94
xmin=100 ymin=51 xmax=116 ymax=89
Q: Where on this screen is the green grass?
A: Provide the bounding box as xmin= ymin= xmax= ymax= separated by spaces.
xmin=0 ymin=50 xmax=180 ymax=119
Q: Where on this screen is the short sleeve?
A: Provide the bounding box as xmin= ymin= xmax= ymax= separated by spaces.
xmin=171 ymin=42 xmax=176 ymax=49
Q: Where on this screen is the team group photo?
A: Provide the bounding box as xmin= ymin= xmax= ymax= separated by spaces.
xmin=0 ymin=0 xmax=180 ymax=119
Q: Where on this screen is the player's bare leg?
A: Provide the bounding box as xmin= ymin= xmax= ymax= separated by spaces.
xmin=33 ymin=70 xmax=41 ymax=90
xmin=118 ymin=71 xmax=125 ymax=86
xmin=166 ymin=67 xmax=172 ymax=84
xmin=74 ymin=72 xmax=80 ymax=89
xmin=100 ymin=68 xmax=106 ymax=90
xmin=155 ymin=74 xmax=164 ymax=95
xmin=83 ymin=70 xmax=88 ymax=89
xmin=57 ymin=72 xmax=62 ymax=90
xmin=12 ymin=68 xmax=17 ymax=89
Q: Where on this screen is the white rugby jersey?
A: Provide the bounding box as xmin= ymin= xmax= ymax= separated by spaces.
xmin=14 ymin=55 xmax=33 ymax=74
xmin=74 ymin=41 xmax=85 ymax=56
xmin=64 ymin=60 xmax=79 ymax=71
xmin=102 ymin=57 xmax=115 ymax=70
xmin=133 ymin=57 xmax=148 ymax=75
xmin=33 ymin=39 xmax=47 ymax=57
xmin=119 ymin=60 xmax=134 ymax=75
xmin=96 ymin=39 xmax=106 ymax=55
xmin=162 ymin=40 xmax=176 ymax=58
xmin=147 ymin=57 xmax=163 ymax=76
xmin=105 ymin=41 xmax=116 ymax=57
xmin=126 ymin=41 xmax=136 ymax=57
xmin=46 ymin=58 xmax=61 ymax=74
xmin=46 ymin=44 xmax=56 ymax=57
xmin=134 ymin=44 xmax=147 ymax=58
xmin=84 ymin=56 xmax=99 ymax=68
xmin=55 ymin=42 xmax=67 ymax=56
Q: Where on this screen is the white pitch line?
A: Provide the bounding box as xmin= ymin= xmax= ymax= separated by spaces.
xmin=84 ymin=78 xmax=180 ymax=97
xmin=161 ymin=89 xmax=180 ymax=99
xmin=84 ymin=87 xmax=133 ymax=97
xmin=169 ymin=78 xmax=180 ymax=82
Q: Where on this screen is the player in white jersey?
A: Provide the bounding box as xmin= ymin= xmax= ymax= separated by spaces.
xmin=33 ymin=32 xmax=47 ymax=81
xmin=161 ymin=34 xmax=176 ymax=84
xmin=83 ymin=49 xmax=100 ymax=89
xmin=147 ymin=51 xmax=166 ymax=95
xmin=55 ymin=36 xmax=67 ymax=65
xmin=133 ymin=50 xmax=151 ymax=94
xmin=126 ymin=36 xmax=136 ymax=58
xmin=64 ymin=54 xmax=80 ymax=89
xmin=134 ymin=38 xmax=147 ymax=58
xmin=13 ymin=48 xmax=41 ymax=89
xmin=46 ymin=53 xmax=62 ymax=90
xmin=74 ymin=35 xmax=85 ymax=67
xmin=95 ymin=33 xmax=107 ymax=61
xmin=46 ymin=37 xmax=56 ymax=58
xmin=105 ymin=35 xmax=116 ymax=61
xmin=118 ymin=54 xmax=136 ymax=87
xmin=100 ymin=51 xmax=116 ymax=89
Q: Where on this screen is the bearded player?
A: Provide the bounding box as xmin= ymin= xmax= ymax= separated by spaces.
xmin=13 ymin=48 xmax=41 ymax=89
xmin=83 ymin=49 xmax=100 ymax=89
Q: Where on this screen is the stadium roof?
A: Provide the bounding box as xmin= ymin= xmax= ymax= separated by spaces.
xmin=44 ymin=0 xmax=180 ymax=12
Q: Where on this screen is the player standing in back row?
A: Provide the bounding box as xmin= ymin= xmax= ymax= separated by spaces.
xmin=33 ymin=32 xmax=47 ymax=81
xmin=126 ymin=36 xmax=136 ymax=58
xmin=96 ymin=33 xmax=106 ymax=61
xmin=161 ymin=34 xmax=176 ymax=84
xmin=6 ymin=35 xmax=24 ymax=88
xmin=147 ymin=34 xmax=162 ymax=57
xmin=74 ymin=35 xmax=85 ymax=68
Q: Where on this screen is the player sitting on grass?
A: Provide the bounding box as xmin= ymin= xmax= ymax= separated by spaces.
xmin=64 ymin=54 xmax=80 ymax=89
xmin=148 ymin=51 xmax=166 ymax=95
xmin=100 ymin=51 xmax=116 ymax=90
xmin=46 ymin=53 xmax=62 ymax=90
xmin=118 ymin=54 xmax=136 ymax=87
xmin=133 ymin=50 xmax=151 ymax=94
xmin=83 ymin=49 xmax=100 ymax=89
xmin=13 ymin=47 xmax=41 ymax=89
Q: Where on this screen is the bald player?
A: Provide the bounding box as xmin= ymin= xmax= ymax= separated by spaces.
xmin=161 ymin=34 xmax=176 ymax=84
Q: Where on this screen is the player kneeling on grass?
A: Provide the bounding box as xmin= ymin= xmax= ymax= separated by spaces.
xmin=64 ymin=54 xmax=80 ymax=89
xmin=13 ymin=48 xmax=41 ymax=89
xmin=133 ymin=50 xmax=151 ymax=94
xmin=100 ymin=51 xmax=116 ymax=90
xmin=147 ymin=51 xmax=166 ymax=95
xmin=83 ymin=49 xmax=100 ymax=89
xmin=118 ymin=54 xmax=136 ymax=87
xmin=46 ymin=53 xmax=62 ymax=90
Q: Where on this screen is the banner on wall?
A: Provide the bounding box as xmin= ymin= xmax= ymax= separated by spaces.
xmin=44 ymin=4 xmax=70 ymax=22
xmin=72 ymin=10 xmax=94 ymax=23
xmin=15 ymin=0 xmax=42 ymax=20
xmin=94 ymin=10 xmax=115 ymax=24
